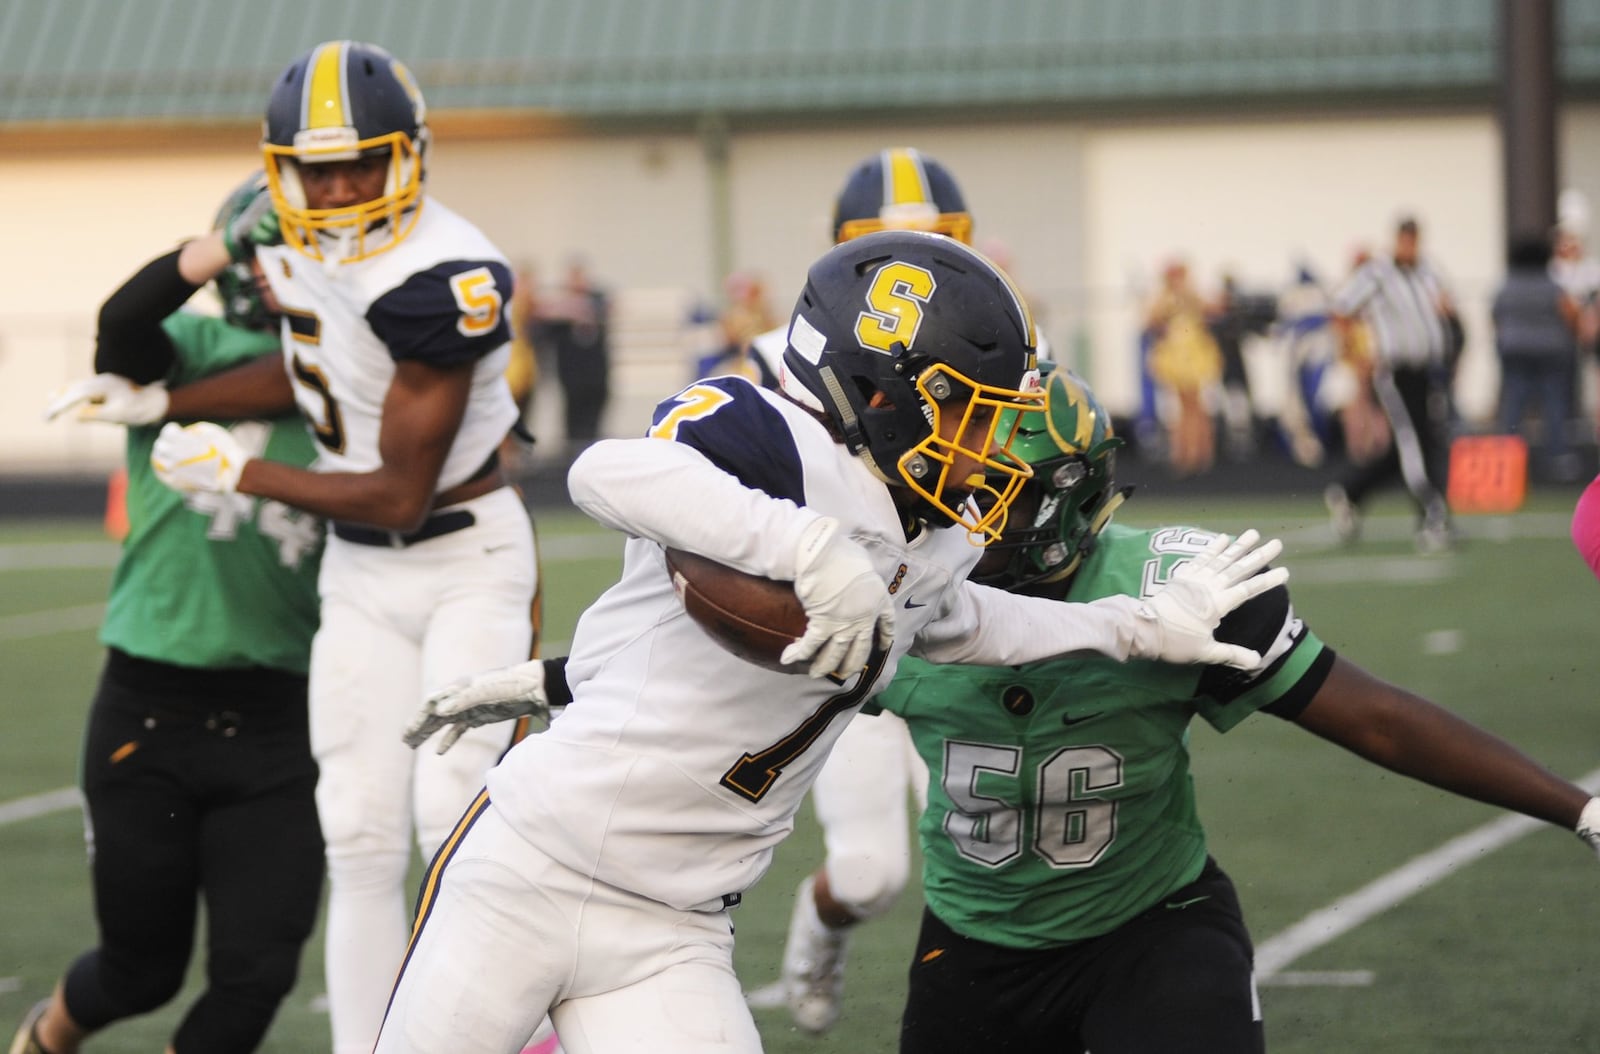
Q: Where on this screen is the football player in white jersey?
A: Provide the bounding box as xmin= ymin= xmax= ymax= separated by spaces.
xmin=140 ymin=41 xmax=553 ymax=1054
xmin=744 ymin=147 xmax=1051 ymax=1032
xmin=376 ymin=229 xmax=1287 ymax=1054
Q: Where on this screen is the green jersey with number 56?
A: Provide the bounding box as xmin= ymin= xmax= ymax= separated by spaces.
xmin=869 ymin=521 xmax=1331 ymax=949
xmin=101 ymin=310 xmax=323 ymax=673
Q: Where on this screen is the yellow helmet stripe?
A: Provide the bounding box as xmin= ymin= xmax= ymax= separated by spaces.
xmin=305 ymin=41 xmax=349 ymax=129
xmin=884 ymin=148 xmax=931 ymax=207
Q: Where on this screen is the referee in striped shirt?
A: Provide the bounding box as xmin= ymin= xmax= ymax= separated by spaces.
xmin=1325 ymin=216 xmax=1457 ymax=553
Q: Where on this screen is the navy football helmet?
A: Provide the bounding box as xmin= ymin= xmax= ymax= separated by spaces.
xmin=832 ymin=148 xmax=972 ymax=245
xmin=211 ymin=173 xmax=277 ymax=332
xmin=973 ymin=368 xmax=1128 ymax=590
xmin=780 ymin=230 xmax=1042 ymax=541
xmin=261 ymin=40 xmax=428 ymax=262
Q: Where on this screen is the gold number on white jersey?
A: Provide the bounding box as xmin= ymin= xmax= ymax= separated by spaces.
xmin=720 ymin=644 xmax=890 ymax=802
xmin=450 ymin=267 xmax=503 ymax=338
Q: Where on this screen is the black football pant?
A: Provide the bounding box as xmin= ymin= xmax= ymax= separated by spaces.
xmin=900 ymin=858 xmax=1263 ymax=1054
xmin=63 ymin=650 xmax=324 ymax=1054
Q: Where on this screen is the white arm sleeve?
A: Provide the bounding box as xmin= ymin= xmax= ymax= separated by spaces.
xmin=914 ymin=581 xmax=1143 ymax=666
xmin=568 ymin=437 xmax=823 ymax=580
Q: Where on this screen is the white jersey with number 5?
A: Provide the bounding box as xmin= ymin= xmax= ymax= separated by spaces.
xmin=257 ymin=200 xmax=517 ymax=489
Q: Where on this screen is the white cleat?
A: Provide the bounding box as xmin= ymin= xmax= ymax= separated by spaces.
xmin=780 ymin=875 xmax=852 ymax=1034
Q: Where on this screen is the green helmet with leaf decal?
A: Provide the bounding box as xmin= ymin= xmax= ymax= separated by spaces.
xmin=973 ymin=367 xmax=1128 ymax=590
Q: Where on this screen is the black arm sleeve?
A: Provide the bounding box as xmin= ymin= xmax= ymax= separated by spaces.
xmin=542 ymin=656 xmax=573 ymax=708
xmin=95 ymin=248 xmax=202 ymax=382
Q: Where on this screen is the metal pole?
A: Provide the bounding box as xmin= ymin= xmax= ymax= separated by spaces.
xmin=700 ymin=113 xmax=733 ymax=304
xmin=1499 ymin=0 xmax=1559 ymax=257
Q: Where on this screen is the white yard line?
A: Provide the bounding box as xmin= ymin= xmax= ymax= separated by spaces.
xmin=0 ymin=532 xmax=620 ymax=569
xmin=0 ymin=787 xmax=81 ymax=826
xmin=1254 ymin=765 xmax=1600 ymax=978
xmin=0 ymin=603 xmax=106 ymax=641
xmin=0 ymin=541 xmax=119 ymax=571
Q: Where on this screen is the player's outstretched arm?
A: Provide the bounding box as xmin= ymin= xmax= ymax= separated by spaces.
xmin=921 ymin=530 xmax=1286 ymax=671
xmin=1294 ymin=656 xmax=1598 ymax=853
xmin=404 ymin=659 xmax=561 ymax=754
xmin=1127 ymin=529 xmax=1289 ymax=669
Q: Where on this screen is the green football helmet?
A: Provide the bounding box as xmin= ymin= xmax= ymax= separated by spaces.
xmin=973 ymin=368 xmax=1128 ymax=590
xmin=211 ymin=173 xmax=277 ymax=332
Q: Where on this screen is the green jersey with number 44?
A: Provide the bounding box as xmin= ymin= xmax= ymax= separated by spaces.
xmin=101 ymin=310 xmax=323 ymax=673
xmin=869 ymin=521 xmax=1330 ymax=949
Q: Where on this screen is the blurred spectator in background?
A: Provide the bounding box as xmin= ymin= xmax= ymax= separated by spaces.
xmin=1553 ymin=189 xmax=1600 ymax=446
xmin=1494 ymin=234 xmax=1581 ymax=482
xmin=1320 ymin=248 xmax=1391 ymax=468
xmin=1552 ymin=231 xmax=1600 ymax=357
xmin=1554 ymin=189 xmax=1600 ymax=350
xmin=502 ymin=263 xmax=542 ymax=471
xmin=1206 ymin=271 xmax=1277 ymax=462
xmin=1143 ymin=259 xmax=1222 ymax=476
xmin=538 ymin=257 xmax=611 ymax=460
xmin=697 ymin=270 xmax=776 ymax=379
xmin=1324 ymin=216 xmax=1457 ymax=552
xmin=1270 ymin=264 xmax=1340 ymax=468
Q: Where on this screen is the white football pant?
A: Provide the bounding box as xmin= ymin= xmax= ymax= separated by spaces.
xmin=811 ymin=711 xmax=927 ymax=919
xmin=373 ymin=797 xmax=761 ymax=1054
xmin=312 ymin=487 xmax=539 ymax=1054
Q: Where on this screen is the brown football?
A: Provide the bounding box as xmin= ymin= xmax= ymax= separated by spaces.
xmin=664 ymin=547 xmax=810 ymax=674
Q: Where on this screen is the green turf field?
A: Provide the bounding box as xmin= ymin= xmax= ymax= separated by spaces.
xmin=3 ymin=488 xmax=1599 ymax=1053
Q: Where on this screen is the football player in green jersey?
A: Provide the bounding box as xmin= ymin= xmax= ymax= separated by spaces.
xmin=881 ymin=368 xmax=1600 ymax=1054
xmin=18 ymin=175 xmax=325 ymax=1054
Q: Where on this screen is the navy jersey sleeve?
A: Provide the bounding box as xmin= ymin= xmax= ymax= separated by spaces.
xmin=648 ymin=376 xmax=807 ymax=506
xmin=367 ymin=259 xmax=514 ymax=366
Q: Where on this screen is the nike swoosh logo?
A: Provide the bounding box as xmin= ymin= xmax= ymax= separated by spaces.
xmin=484 ymin=544 xmax=514 ymax=554
xmin=1165 ymin=895 xmax=1211 ymax=910
xmin=903 ymin=596 xmax=928 ymax=609
xmin=1061 ymin=712 xmax=1100 ymax=726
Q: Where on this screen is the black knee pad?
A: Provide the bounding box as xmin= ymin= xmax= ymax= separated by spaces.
xmin=63 ymin=948 xmax=187 ymax=1029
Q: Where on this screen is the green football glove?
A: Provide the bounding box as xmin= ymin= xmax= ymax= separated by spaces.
xmin=221 ymin=185 xmax=283 ymax=263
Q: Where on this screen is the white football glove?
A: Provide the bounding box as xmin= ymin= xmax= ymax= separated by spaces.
xmin=44 ymin=374 xmax=169 ymax=425
xmin=781 ymin=517 xmax=895 ymax=679
xmin=404 ymin=660 xmax=552 ymax=754
xmin=1130 ymin=529 xmax=1290 ymax=670
xmin=1576 ymin=797 xmax=1600 ymax=861
xmin=151 ymin=421 xmax=249 ymax=494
